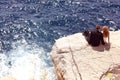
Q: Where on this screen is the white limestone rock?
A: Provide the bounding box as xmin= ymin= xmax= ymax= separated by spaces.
xmin=50 ymin=31 xmax=120 ymax=80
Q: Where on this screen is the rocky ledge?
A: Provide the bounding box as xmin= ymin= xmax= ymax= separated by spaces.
xmin=50 ymin=31 xmax=120 ymax=80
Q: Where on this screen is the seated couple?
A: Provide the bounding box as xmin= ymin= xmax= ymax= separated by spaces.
xmin=83 ymin=25 xmax=110 ymax=47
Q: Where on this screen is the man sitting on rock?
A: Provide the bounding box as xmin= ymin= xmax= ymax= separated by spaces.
xmin=83 ymin=26 xmax=105 ymax=47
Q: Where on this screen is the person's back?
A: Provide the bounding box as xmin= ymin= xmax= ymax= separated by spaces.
xmin=89 ymin=30 xmax=105 ymax=46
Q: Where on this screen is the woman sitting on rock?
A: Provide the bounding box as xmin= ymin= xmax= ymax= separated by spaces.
xmin=102 ymin=26 xmax=110 ymax=43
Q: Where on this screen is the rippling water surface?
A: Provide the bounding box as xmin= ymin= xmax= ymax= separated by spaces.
xmin=0 ymin=0 xmax=120 ymax=80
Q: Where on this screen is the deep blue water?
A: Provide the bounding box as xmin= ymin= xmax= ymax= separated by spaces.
xmin=0 ymin=0 xmax=120 ymax=53
xmin=0 ymin=0 xmax=120 ymax=79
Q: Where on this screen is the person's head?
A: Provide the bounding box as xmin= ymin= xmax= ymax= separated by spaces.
xmin=103 ymin=26 xmax=109 ymax=32
xmin=96 ymin=25 xmax=101 ymax=31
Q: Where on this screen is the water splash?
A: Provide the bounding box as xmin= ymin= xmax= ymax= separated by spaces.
xmin=0 ymin=39 xmax=57 ymax=80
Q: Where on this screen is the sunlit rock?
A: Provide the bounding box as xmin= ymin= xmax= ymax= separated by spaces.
xmin=50 ymin=31 xmax=120 ymax=80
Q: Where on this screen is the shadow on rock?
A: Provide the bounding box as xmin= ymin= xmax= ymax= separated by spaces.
xmin=92 ymin=43 xmax=111 ymax=52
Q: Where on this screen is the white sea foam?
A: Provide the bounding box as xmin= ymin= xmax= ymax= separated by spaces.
xmin=0 ymin=39 xmax=57 ymax=80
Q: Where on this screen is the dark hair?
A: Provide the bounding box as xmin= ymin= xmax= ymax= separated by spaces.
xmin=96 ymin=25 xmax=101 ymax=31
xmin=82 ymin=30 xmax=89 ymax=37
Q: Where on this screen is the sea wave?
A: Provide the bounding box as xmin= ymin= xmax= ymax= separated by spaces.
xmin=0 ymin=39 xmax=57 ymax=80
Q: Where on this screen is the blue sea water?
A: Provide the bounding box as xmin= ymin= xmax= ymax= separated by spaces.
xmin=0 ymin=0 xmax=120 ymax=79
